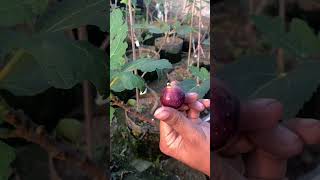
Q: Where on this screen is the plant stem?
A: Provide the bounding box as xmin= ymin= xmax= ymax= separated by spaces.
xmin=128 ymin=0 xmax=140 ymax=109
xmin=111 ymin=100 xmax=156 ymax=126
xmin=48 ymin=153 xmax=62 ymax=180
xmin=78 ymin=26 xmax=93 ymax=160
xmin=164 ymin=0 xmax=168 ymax=23
xmin=2 ymin=111 xmax=108 ymax=180
xmin=197 ymin=0 xmax=202 ymax=85
xmin=100 ymin=35 xmax=109 ymax=51
xmin=146 ymin=5 xmax=149 ymax=23
xmin=0 ymin=49 xmax=25 ymax=81
xmin=187 ymin=0 xmax=195 ymax=69
xmin=277 ymin=0 xmax=285 ymax=75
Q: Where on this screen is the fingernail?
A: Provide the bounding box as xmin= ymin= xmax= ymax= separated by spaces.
xmin=154 ymin=109 xmax=170 ymax=120
xmin=187 ymin=92 xmax=197 ymax=96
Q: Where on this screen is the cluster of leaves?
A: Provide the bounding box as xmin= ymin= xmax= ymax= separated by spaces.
xmin=217 ymin=15 xmax=320 ymax=120
xmin=0 ymin=0 xmax=107 ymax=179
xmin=147 ymin=20 xmax=193 ymax=37
xmin=180 ymin=66 xmax=210 ymax=98
xmin=110 ymin=8 xmax=172 ymax=120
xmin=252 ymin=15 xmax=320 ymax=59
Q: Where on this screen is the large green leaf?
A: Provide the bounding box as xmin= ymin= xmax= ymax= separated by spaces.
xmin=0 ymin=0 xmax=48 ymax=27
xmin=123 ymin=58 xmax=172 ymax=72
xmin=249 ymin=60 xmax=320 ymax=120
xmin=0 ymin=141 xmax=15 ymax=180
xmin=0 ymin=30 xmax=107 ymax=95
xmin=216 ymin=55 xmax=277 ymax=99
xmin=216 ymin=55 xmax=320 ymax=119
xmin=287 ymin=19 xmax=320 ymax=58
xmin=36 ymin=0 xmax=107 ymax=32
xmin=252 ymin=16 xmax=320 ymax=59
xmin=0 ymin=50 xmax=50 ymax=95
xmin=110 ymin=8 xmax=128 ymax=71
xmin=111 ymin=72 xmax=145 ymax=92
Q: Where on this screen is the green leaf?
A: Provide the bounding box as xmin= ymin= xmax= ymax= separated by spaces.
xmin=120 ymin=0 xmax=128 ymax=5
xmin=0 ymin=0 xmax=48 ymax=27
xmin=144 ymin=0 xmax=152 ymax=6
xmin=130 ymin=159 xmax=153 ymax=172
xmin=202 ymin=38 xmax=210 ymax=45
xmin=110 ymin=8 xmax=128 ymax=71
xmin=111 ymin=72 xmax=145 ymax=92
xmin=189 ymin=66 xmax=209 ymax=81
xmin=143 ymin=34 xmax=153 ymax=41
xmin=287 ymin=18 xmax=320 ymax=58
xmin=36 ymin=0 xmax=107 ymax=32
xmin=180 ymin=79 xmax=210 ymax=98
xmin=123 ymin=58 xmax=172 ymax=72
xmin=249 ymin=60 xmax=320 ymax=120
xmin=176 ymin=25 xmax=193 ymax=36
xmin=0 ymin=30 xmax=107 ymax=96
xmin=0 ymin=141 xmax=15 ymax=180
xmin=0 ymin=50 xmax=51 ymax=96
xmin=216 ymin=55 xmax=277 ymax=99
xmin=217 ymin=55 xmax=320 ymax=119
xmin=252 ymin=15 xmax=320 ymax=59
xmin=76 ymin=41 xmax=107 ymax=95
xmin=55 ymin=118 xmax=83 ymax=143
xmin=251 ymin=15 xmax=286 ymax=48
xmin=147 ymin=25 xmax=164 ymax=34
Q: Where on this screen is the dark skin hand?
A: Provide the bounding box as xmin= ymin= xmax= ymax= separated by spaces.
xmin=155 ymin=92 xmax=320 ymax=179
xmin=154 ymin=92 xmax=210 ymax=176
xmin=215 ymin=98 xmax=320 ymax=180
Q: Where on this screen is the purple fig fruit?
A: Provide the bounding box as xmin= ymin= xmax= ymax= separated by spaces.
xmin=212 ymin=78 xmax=240 ymax=151
xmin=160 ymin=84 xmax=185 ymax=109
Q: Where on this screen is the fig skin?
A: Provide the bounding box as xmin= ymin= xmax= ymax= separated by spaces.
xmin=212 ymin=78 xmax=240 ymax=151
xmin=160 ymin=84 xmax=185 ymax=109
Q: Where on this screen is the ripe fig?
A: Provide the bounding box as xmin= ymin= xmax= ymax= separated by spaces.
xmin=160 ymin=83 xmax=185 ymax=109
xmin=212 ymin=78 xmax=240 ymax=151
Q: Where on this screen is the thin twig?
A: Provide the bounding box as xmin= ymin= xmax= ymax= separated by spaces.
xmin=111 ymin=97 xmax=156 ymax=126
xmin=196 ymin=0 xmax=202 ymax=85
xmin=277 ymin=0 xmax=285 ymax=75
xmin=187 ymin=0 xmax=196 ymax=69
xmin=78 ymin=26 xmax=93 ymax=159
xmin=145 ymin=84 xmax=159 ymax=114
xmin=99 ymin=35 xmax=109 ymax=51
xmin=128 ymin=0 xmax=140 ymax=109
xmin=48 ymin=152 xmax=62 ymax=180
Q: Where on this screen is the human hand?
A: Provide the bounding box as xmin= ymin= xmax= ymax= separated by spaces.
xmin=214 ymin=97 xmax=320 ymax=180
xmin=154 ymin=92 xmax=211 ymax=176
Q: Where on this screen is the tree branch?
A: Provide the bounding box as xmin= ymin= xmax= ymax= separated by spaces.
xmin=2 ymin=111 xmax=107 ymax=180
xmin=100 ymin=35 xmax=109 ymax=51
xmin=110 ymin=97 xmax=156 ymax=126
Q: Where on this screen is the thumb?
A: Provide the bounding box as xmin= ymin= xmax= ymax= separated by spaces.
xmin=154 ymin=106 xmax=200 ymax=140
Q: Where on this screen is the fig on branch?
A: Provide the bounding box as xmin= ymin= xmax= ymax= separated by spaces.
xmin=160 ymin=83 xmax=185 ymax=109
